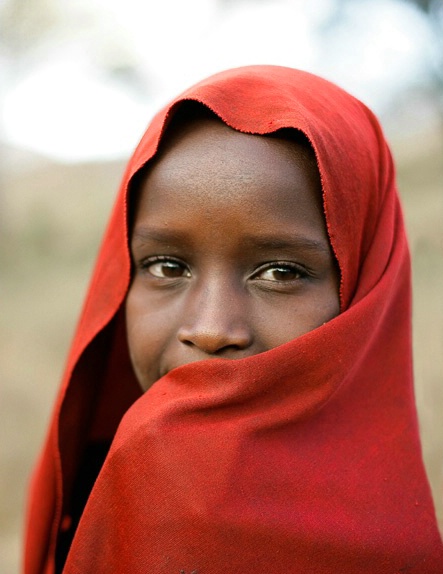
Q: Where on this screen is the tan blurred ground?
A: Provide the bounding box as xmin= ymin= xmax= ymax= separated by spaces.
xmin=1 ymin=128 xmax=442 ymax=573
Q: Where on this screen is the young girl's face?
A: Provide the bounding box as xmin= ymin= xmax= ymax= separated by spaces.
xmin=126 ymin=118 xmax=340 ymax=391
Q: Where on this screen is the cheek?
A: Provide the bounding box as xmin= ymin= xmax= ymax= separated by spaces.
xmin=125 ymin=304 xmax=147 ymax=386
xmin=125 ymin=284 xmax=169 ymax=390
xmin=302 ymin=282 xmax=340 ymax=333
xmin=257 ymin=285 xmax=340 ymax=348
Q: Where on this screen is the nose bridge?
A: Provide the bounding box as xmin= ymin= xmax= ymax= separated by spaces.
xmin=177 ymin=272 xmax=252 ymax=353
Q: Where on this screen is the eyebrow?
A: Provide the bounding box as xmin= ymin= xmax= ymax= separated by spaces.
xmin=247 ymin=235 xmax=331 ymax=254
xmin=131 ymin=227 xmax=190 ymax=245
xmin=131 ymin=227 xmax=331 ymax=254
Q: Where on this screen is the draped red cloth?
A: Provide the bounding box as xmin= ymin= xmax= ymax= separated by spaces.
xmin=23 ymin=66 xmax=443 ymax=573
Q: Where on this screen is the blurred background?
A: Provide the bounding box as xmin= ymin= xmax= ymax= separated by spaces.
xmin=1 ymin=0 xmax=442 ymax=571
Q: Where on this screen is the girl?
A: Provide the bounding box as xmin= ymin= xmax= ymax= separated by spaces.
xmin=23 ymin=66 xmax=443 ymax=573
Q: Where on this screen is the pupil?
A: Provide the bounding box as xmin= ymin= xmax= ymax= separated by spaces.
xmin=273 ymin=268 xmax=296 ymax=280
xmin=162 ymin=262 xmax=183 ymax=278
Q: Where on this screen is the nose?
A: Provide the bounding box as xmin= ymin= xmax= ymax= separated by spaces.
xmin=177 ymin=279 xmax=253 ymax=356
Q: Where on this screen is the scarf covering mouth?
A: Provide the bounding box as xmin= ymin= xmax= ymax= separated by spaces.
xmin=23 ymin=65 xmax=443 ymax=574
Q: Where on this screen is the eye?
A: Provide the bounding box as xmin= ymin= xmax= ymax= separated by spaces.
xmin=253 ymin=263 xmax=307 ymax=282
xmin=143 ymin=257 xmax=191 ymax=279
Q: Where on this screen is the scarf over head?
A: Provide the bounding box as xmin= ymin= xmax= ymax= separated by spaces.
xmin=23 ymin=65 xmax=443 ymax=574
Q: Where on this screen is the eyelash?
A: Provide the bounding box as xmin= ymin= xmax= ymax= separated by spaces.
xmin=251 ymin=262 xmax=309 ymax=282
xmin=138 ymin=256 xmax=309 ymax=283
xmin=139 ymin=256 xmax=191 ymax=279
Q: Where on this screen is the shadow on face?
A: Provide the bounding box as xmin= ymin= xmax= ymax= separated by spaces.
xmin=126 ymin=105 xmax=340 ymax=392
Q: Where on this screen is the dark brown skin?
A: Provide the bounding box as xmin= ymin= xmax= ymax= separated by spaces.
xmin=126 ymin=118 xmax=340 ymax=392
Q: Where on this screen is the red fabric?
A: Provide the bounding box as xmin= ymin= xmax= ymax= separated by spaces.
xmin=23 ymin=65 xmax=443 ymax=573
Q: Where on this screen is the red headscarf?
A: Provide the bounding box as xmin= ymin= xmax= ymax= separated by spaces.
xmin=24 ymin=66 xmax=443 ymax=573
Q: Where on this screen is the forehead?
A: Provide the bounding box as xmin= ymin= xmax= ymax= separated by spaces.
xmin=132 ymin=114 xmax=323 ymax=219
xmin=156 ymin=111 xmax=317 ymax=174
xmin=128 ymin=117 xmax=332 ymax=266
